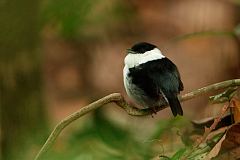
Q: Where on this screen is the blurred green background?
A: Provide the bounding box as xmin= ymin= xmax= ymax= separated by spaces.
xmin=1 ymin=0 xmax=240 ymax=159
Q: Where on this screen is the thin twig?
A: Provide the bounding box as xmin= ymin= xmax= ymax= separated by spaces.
xmin=196 ymin=103 xmax=230 ymax=146
xmin=34 ymin=79 xmax=240 ymax=160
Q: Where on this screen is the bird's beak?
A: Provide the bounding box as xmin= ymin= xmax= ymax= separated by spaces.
xmin=126 ymin=48 xmax=135 ymax=54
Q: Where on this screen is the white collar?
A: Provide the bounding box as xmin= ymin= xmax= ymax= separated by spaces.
xmin=124 ymin=48 xmax=165 ymax=68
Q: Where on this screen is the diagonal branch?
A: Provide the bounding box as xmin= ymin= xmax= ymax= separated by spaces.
xmin=34 ymin=79 xmax=240 ymax=160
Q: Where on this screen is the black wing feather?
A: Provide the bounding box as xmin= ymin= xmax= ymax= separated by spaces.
xmin=129 ymin=58 xmax=183 ymax=116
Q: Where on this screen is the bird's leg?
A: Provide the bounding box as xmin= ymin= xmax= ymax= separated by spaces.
xmin=150 ymin=106 xmax=158 ymax=117
xmin=152 ymin=107 xmax=158 ymax=114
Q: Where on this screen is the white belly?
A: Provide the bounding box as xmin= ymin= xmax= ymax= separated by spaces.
xmin=123 ymin=65 xmax=168 ymax=108
xmin=123 ymin=65 xmax=131 ymax=97
xmin=123 ymin=65 xmax=148 ymax=108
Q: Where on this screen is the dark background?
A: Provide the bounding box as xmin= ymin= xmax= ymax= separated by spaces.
xmin=1 ymin=0 xmax=240 ymax=159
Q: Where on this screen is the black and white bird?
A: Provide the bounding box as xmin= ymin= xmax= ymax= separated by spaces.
xmin=123 ymin=42 xmax=184 ymax=116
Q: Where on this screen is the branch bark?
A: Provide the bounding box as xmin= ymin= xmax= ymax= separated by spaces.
xmin=34 ymin=79 xmax=240 ymax=160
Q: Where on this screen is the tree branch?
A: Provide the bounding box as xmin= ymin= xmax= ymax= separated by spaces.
xmin=34 ymin=79 xmax=240 ymax=160
xmin=180 ymin=79 xmax=240 ymax=101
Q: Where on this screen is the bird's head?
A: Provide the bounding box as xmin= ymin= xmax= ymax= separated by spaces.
xmin=125 ymin=42 xmax=165 ymax=68
xmin=127 ymin=42 xmax=157 ymax=54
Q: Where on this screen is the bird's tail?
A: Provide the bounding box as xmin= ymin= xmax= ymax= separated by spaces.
xmin=167 ymin=95 xmax=183 ymax=116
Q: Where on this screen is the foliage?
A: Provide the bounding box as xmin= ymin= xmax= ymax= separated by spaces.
xmin=41 ymin=0 xmax=134 ymax=39
xmin=46 ymin=109 xmax=190 ymax=160
xmin=170 ymin=148 xmax=186 ymax=160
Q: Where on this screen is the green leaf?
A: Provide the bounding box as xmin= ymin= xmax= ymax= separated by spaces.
xmin=151 ymin=116 xmax=189 ymax=139
xmin=170 ymin=148 xmax=186 ymax=160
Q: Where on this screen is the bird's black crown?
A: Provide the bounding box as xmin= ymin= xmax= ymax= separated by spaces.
xmin=130 ymin=42 xmax=157 ymax=54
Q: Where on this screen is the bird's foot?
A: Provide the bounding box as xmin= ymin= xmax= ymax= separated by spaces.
xmin=150 ymin=106 xmax=158 ymax=117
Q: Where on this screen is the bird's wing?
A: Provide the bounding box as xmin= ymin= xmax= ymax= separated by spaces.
xmin=128 ymin=58 xmax=184 ymax=116
xmin=147 ymin=58 xmax=183 ymax=116
xmin=148 ymin=58 xmax=183 ymax=93
xmin=129 ymin=58 xmax=183 ymax=98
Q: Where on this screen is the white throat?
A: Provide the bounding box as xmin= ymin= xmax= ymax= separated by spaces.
xmin=124 ymin=48 xmax=165 ymax=68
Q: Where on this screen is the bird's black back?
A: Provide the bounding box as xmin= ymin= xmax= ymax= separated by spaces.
xmin=128 ymin=58 xmax=183 ymax=116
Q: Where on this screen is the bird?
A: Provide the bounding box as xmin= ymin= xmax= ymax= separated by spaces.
xmin=123 ymin=42 xmax=184 ymax=116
